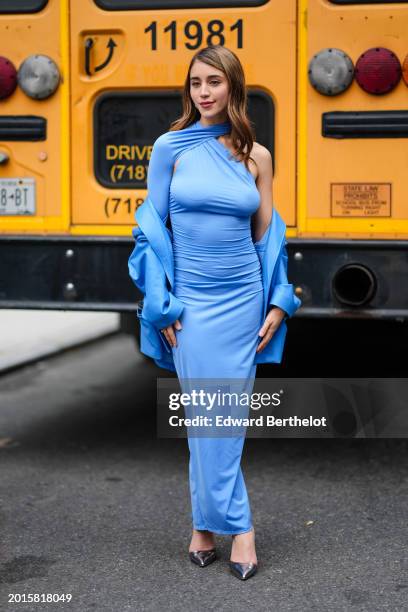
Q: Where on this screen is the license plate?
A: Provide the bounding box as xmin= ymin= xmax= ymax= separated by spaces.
xmin=0 ymin=178 xmax=36 ymax=215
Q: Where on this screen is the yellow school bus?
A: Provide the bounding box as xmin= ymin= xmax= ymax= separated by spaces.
xmin=0 ymin=0 xmax=407 ymax=327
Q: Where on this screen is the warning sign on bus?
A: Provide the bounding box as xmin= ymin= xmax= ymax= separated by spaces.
xmin=330 ymin=183 xmax=391 ymax=217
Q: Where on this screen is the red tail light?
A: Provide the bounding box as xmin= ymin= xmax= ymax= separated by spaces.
xmin=355 ymin=47 xmax=401 ymax=95
xmin=402 ymin=54 xmax=408 ymax=86
xmin=0 ymin=56 xmax=17 ymax=100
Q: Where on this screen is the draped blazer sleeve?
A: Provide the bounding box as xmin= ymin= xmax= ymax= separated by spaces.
xmin=128 ymin=131 xmax=302 ymax=371
xmin=253 ymin=222 xmax=301 ymax=320
xmin=128 ymin=134 xmax=185 ymax=333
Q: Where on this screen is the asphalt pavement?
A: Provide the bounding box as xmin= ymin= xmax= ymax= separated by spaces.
xmin=0 ymin=323 xmax=407 ymax=611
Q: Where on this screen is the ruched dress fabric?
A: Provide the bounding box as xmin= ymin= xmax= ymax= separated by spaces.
xmin=150 ymin=119 xmax=265 ymax=535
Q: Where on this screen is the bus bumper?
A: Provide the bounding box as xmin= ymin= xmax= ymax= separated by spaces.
xmin=289 ymin=238 xmax=408 ymax=321
xmin=0 ymin=235 xmax=406 ymax=321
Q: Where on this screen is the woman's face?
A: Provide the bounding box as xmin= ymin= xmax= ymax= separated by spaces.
xmin=189 ymin=60 xmax=229 ymax=122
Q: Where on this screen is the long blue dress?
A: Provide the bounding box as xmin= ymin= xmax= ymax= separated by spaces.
xmin=149 ymin=118 xmax=264 ymax=535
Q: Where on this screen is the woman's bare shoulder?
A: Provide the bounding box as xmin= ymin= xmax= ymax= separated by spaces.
xmin=252 ymin=142 xmax=272 ymax=180
xmin=251 ymin=141 xmax=272 ymax=163
xmin=248 ymin=142 xmax=271 ymax=182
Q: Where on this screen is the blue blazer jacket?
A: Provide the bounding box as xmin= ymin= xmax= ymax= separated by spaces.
xmin=128 ymin=195 xmax=302 ymax=372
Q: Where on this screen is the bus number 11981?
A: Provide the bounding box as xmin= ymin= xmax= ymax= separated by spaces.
xmin=144 ymin=19 xmax=243 ymax=51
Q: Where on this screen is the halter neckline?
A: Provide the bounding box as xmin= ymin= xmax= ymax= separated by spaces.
xmin=195 ymin=118 xmax=231 ymax=131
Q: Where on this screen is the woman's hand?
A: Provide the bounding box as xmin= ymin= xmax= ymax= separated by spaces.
xmin=256 ymin=306 xmax=286 ymax=353
xmin=161 ymin=319 xmax=182 ymax=348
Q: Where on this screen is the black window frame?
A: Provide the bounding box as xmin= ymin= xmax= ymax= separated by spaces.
xmin=0 ymin=0 xmax=48 ymax=13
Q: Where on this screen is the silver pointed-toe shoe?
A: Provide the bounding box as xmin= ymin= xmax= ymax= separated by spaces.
xmin=229 ymin=561 xmax=258 ymax=580
xmin=189 ymin=548 xmax=217 ymax=567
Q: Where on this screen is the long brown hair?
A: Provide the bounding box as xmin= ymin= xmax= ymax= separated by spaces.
xmin=169 ymin=45 xmax=256 ymax=172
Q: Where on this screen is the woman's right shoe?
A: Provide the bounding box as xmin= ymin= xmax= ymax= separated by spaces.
xmin=229 ymin=561 xmax=258 ymax=580
xmin=189 ymin=548 xmax=217 ymax=567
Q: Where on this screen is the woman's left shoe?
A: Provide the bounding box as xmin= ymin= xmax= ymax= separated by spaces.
xmin=229 ymin=560 xmax=258 ymax=580
xmin=229 ymin=527 xmax=258 ymax=580
xmin=189 ymin=548 xmax=217 ymax=567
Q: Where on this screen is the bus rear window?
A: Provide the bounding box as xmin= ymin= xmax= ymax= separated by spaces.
xmin=329 ymin=1 xmax=407 ymax=4
xmin=0 ymin=0 xmax=48 ymax=13
xmin=94 ymin=0 xmax=268 ymax=10
xmin=93 ymin=90 xmax=274 ymax=189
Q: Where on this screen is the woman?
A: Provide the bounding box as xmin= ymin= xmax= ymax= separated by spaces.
xmin=128 ymin=45 xmax=301 ymax=580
